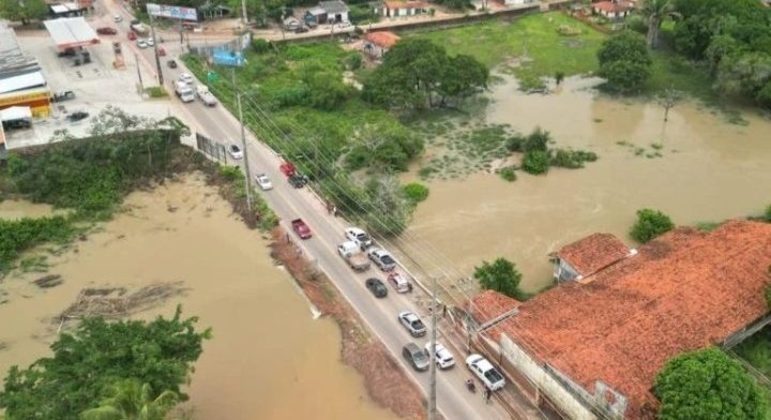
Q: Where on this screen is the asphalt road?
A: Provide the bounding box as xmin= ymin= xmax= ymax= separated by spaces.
xmin=116 ymin=26 xmax=516 ymax=418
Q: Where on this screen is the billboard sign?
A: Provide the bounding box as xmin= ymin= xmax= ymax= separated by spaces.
xmin=146 ymin=3 xmax=198 ymax=21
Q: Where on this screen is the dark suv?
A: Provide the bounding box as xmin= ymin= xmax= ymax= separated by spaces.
xmin=402 ymin=343 xmax=429 ymax=372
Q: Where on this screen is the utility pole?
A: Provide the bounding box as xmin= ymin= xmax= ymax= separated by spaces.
xmin=233 ymin=68 xmax=254 ymax=212
xmin=428 ymin=275 xmax=438 ymax=420
xmin=149 ymin=13 xmax=164 ymax=85
xmin=240 ymin=0 xmax=248 ymax=26
xmin=134 ymin=52 xmax=144 ymax=93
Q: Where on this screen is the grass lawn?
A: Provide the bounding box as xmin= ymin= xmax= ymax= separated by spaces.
xmin=412 ymin=11 xmax=720 ymax=101
xmin=412 ymin=12 xmax=605 ymax=89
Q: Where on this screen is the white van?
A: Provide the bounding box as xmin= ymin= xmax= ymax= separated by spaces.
xmin=174 ymin=81 xmax=194 ymax=103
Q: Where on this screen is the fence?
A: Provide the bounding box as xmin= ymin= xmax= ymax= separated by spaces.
xmin=195 ymin=132 xmax=226 ymax=162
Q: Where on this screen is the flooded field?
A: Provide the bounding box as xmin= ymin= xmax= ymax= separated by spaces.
xmin=404 ymin=75 xmax=771 ymax=291
xmin=0 ymin=174 xmax=396 ymax=420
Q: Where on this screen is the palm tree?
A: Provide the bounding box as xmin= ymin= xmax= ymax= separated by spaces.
xmin=80 ymin=379 xmax=179 ymax=420
xmin=639 ymin=0 xmax=677 ymax=49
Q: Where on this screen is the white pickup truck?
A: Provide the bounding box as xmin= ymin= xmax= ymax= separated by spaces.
xmin=337 ymin=241 xmax=371 ymax=272
xmin=196 ymin=85 xmax=217 ymax=107
xmin=174 ymin=81 xmax=194 ymax=103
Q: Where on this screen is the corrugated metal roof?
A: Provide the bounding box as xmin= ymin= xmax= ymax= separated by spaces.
xmin=0 ymin=71 xmax=47 ymax=94
xmin=43 ymin=17 xmax=99 ymax=48
xmin=0 ymin=106 xmax=32 ymax=121
xmin=0 ymin=22 xmax=40 ymax=77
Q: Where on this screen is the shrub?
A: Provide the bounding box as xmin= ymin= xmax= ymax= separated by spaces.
xmin=624 ymin=15 xmax=647 ymax=34
xmin=550 ymin=149 xmax=598 ymax=169
xmin=0 ymin=216 xmax=76 ymax=272
xmin=145 ymin=86 xmax=167 ymax=98
xmin=630 ymin=208 xmax=674 ymax=243
xmin=403 ymin=182 xmax=429 ymax=203
xmin=345 ymin=53 xmax=362 ymax=70
xmin=764 ymin=204 xmax=771 ymax=222
xmin=505 ymin=134 xmax=526 ymax=152
xmin=523 ymin=127 xmax=550 ymax=152
xmin=473 ymin=258 xmax=527 ymax=300
xmin=522 ymin=150 xmax=550 ymax=175
xmin=498 ymin=166 xmax=517 ymax=182
xmin=252 ymin=38 xmax=272 ymax=54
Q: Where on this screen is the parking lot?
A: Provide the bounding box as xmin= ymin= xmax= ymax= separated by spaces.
xmin=7 ymin=29 xmax=177 ymax=149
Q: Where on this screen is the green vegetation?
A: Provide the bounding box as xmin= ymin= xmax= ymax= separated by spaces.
xmin=81 ymin=379 xmax=179 ymax=420
xmin=654 ymin=347 xmax=768 ymax=420
xmin=413 ymin=13 xmax=605 ymax=90
xmin=473 ymin=257 xmax=527 ymax=300
xmin=184 ymin=40 xmax=476 ymax=236
xmin=145 ymin=86 xmax=168 ymax=98
xmin=498 ymin=166 xmax=517 ymax=182
xmin=0 ymin=306 xmax=210 ymax=419
xmin=598 ymin=31 xmax=652 ymax=93
xmin=218 ymin=165 xmax=279 ymax=231
xmin=672 ymin=0 xmax=771 ymax=108
xmin=735 ymin=326 xmax=771 ymax=378
xmin=630 ymin=208 xmax=674 ymax=243
xmin=521 ymin=150 xmax=550 ymax=175
xmin=0 ymin=0 xmax=48 ymax=24
xmin=362 ymin=39 xmax=489 ymax=111
xmin=402 ymin=182 xmax=430 ymax=204
xmin=0 ymin=216 xmax=76 ymax=273
xmin=765 ymin=204 xmax=771 ymax=222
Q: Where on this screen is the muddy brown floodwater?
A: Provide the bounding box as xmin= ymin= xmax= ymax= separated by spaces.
xmin=404 ymin=75 xmax=771 ymax=292
xmin=0 ymin=174 xmax=397 ymax=420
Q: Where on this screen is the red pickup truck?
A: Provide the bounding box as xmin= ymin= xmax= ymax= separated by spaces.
xmin=291 ymin=218 xmax=312 ymax=239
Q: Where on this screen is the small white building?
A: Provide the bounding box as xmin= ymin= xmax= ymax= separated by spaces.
xmin=376 ymin=0 xmax=428 ymax=18
xmin=592 ymin=0 xmax=634 ymax=19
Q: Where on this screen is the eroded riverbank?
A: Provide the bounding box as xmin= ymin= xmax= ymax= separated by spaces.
xmin=0 ymin=173 xmax=398 ymax=420
xmin=404 ymin=76 xmax=771 ymax=291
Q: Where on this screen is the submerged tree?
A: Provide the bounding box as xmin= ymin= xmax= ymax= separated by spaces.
xmin=630 ymin=208 xmax=674 ymax=242
xmin=81 ymin=379 xmax=179 ymax=420
xmin=657 ymin=87 xmax=683 ymax=122
xmin=0 ymin=306 xmax=210 ymax=419
xmin=473 ymin=258 xmax=527 ymax=300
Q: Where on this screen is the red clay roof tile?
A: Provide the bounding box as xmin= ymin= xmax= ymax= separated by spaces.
xmin=467 ymin=289 xmax=520 ymax=325
xmin=365 ymin=31 xmax=401 ymax=49
xmin=493 ymin=220 xmax=771 ymax=419
xmin=558 ymin=232 xmax=630 ymax=277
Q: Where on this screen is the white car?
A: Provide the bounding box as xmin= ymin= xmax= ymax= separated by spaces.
xmin=179 ymin=73 xmax=194 ymax=85
xmin=228 ymin=144 xmax=243 ymax=160
xmin=145 ymin=37 xmax=154 ymax=47
xmin=344 ymin=227 xmax=372 ymax=249
xmin=398 ymin=311 xmax=426 ymax=337
xmin=254 ymin=173 xmax=272 ymax=190
xmin=466 ymin=354 xmax=506 ymax=391
xmin=196 ymin=85 xmax=217 ymax=106
xmin=136 ymin=39 xmax=148 ymax=48
xmin=113 ymin=15 xmax=123 ymax=22
xmin=425 ymin=342 xmax=455 ymax=369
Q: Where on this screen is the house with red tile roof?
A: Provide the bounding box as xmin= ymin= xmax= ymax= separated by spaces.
xmin=593 ymin=0 xmax=634 ymax=19
xmin=475 ymin=220 xmax=771 ymax=419
xmin=466 ymin=289 xmax=521 ymax=326
xmin=363 ymin=31 xmax=400 ymax=58
xmin=553 ymin=232 xmax=634 ymax=282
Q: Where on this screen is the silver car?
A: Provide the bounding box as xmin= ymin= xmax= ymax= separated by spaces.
xmin=403 ymin=343 xmax=429 ymax=372
xmin=398 ymin=311 xmax=426 ymax=337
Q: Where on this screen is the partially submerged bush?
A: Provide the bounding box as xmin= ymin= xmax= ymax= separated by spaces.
xmin=403 ymin=182 xmax=429 ymax=203
xmin=522 ymin=150 xmax=550 ymax=175
xmin=498 ymin=166 xmax=517 ymax=182
xmin=550 ymin=149 xmax=598 ymax=169
xmin=630 ymin=208 xmax=674 ymax=243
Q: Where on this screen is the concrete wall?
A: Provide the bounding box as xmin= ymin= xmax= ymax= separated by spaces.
xmin=499 ymin=334 xmax=598 ymax=420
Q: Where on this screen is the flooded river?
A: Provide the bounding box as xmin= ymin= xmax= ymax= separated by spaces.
xmin=0 ymin=174 xmax=396 ymax=420
xmin=404 ymin=75 xmax=771 ymax=291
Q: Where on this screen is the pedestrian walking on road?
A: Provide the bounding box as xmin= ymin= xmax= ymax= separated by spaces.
xmin=484 ymin=387 xmax=492 ymax=404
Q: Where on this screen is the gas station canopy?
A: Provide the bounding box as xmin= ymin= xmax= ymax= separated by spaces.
xmin=43 ymin=17 xmax=99 ymax=50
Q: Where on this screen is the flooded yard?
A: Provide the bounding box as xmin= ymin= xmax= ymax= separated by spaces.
xmin=0 ymin=174 xmax=396 ymax=420
xmin=403 ymin=75 xmax=771 ymax=291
